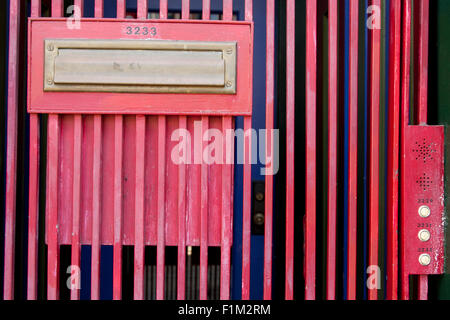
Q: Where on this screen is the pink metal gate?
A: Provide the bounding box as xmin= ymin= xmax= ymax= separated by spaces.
xmin=3 ymin=0 xmax=445 ymax=300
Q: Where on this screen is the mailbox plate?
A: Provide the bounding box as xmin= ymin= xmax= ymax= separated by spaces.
xmin=44 ymin=39 xmax=237 ymax=94
xmin=28 ymin=18 xmax=253 ymax=115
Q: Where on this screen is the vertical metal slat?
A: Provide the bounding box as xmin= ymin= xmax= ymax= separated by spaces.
xmin=326 ymin=0 xmax=338 ymax=301
xmin=400 ymin=0 xmax=412 ymax=300
xmin=305 ymin=0 xmax=315 ymax=300
xmin=347 ymin=0 xmax=359 ymax=300
xmin=386 ymin=0 xmax=401 ymax=301
xmin=263 ymin=0 xmax=275 ymax=301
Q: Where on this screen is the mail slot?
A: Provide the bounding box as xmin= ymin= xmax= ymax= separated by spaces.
xmin=28 ymin=19 xmax=253 ymax=115
xmin=44 ymin=39 xmax=237 ymax=94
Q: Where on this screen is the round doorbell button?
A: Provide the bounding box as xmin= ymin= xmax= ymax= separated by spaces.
xmin=418 ymin=205 xmax=431 ymax=218
xmin=418 ymin=229 xmax=431 ymax=242
xmin=419 ymin=254 xmax=431 ymax=266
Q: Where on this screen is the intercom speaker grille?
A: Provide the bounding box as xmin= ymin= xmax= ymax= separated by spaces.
xmin=412 ymin=138 xmax=437 ymax=163
xmin=416 ymin=173 xmax=433 ymax=191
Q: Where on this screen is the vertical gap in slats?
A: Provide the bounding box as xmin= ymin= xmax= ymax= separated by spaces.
xmin=326 ymin=0 xmax=338 ymax=301
xmin=368 ymin=0 xmax=381 ymax=301
xmin=347 ymin=0 xmax=359 ymax=300
xmin=113 ymin=116 xmax=123 ymax=300
xmin=200 ymin=117 xmax=209 ymax=300
xmin=46 ymin=0 xmax=64 ymax=301
xmin=400 ymin=0 xmax=412 ymax=300
xmin=91 ymin=116 xmax=102 ymax=300
xmin=160 ymin=0 xmax=168 ymax=19
xmin=305 ymin=0 xmax=316 ymax=301
xmin=263 ymin=0 xmax=275 ymax=301
xmin=220 ymin=117 xmax=232 ymax=300
xmin=134 ymin=115 xmax=145 ymax=300
xmin=27 ymin=0 xmax=41 ymax=301
xmin=156 ymin=116 xmax=166 ymax=300
xmin=177 ymin=117 xmax=187 ymax=300
xmin=386 ymin=0 xmax=401 ymax=301
xmin=70 ymin=116 xmax=82 ymax=300
xmin=46 ymin=115 xmax=60 ymax=300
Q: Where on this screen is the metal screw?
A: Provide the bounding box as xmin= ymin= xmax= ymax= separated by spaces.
xmin=255 ymin=192 xmax=264 ymax=201
xmin=226 ymin=81 xmax=233 ymax=88
xmin=47 ymin=78 xmax=54 ymax=85
xmin=253 ymin=213 xmax=265 ymax=226
xmin=226 ymin=48 xmax=233 ymax=55
xmin=47 ymin=44 xmax=54 ymax=51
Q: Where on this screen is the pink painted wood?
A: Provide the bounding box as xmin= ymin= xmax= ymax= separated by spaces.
xmin=91 ymin=115 xmax=102 ymax=300
xmin=113 ymin=0 xmax=126 ymax=300
xmin=27 ymin=19 xmax=253 ymax=116
xmin=347 ymin=0 xmax=359 ymax=300
xmin=202 ymin=0 xmax=210 ymax=20
xmin=46 ymin=0 xmax=64 ymax=301
xmin=200 ymin=116 xmax=209 ymax=300
xmin=27 ymin=0 xmax=41 ymax=301
xmin=113 ymin=114 xmax=123 ymax=300
xmin=47 ymin=115 xmax=60 ymax=300
xmin=400 ymin=0 xmax=412 ymax=300
xmin=264 ymin=0 xmax=275 ymax=301
xmin=134 ymin=115 xmax=146 ymax=300
xmin=242 ymin=116 xmax=252 ymax=300
xmin=221 ymin=117 xmax=232 ymax=300
xmin=304 ymin=0 xmax=315 ymax=301
xmin=70 ymin=0 xmax=85 ymax=302
xmin=414 ymin=0 xmax=430 ymax=301
xmin=70 ymin=115 xmax=82 ymax=300
xmin=326 ymin=0 xmax=338 ymax=301
xmin=387 ymin=0 xmax=401 ymax=300
xmin=156 ymin=116 xmax=166 ymax=300
xmin=23 ymin=0 xmax=250 ymax=302
xmin=241 ymin=0 xmax=253 ymax=301
xmin=368 ymin=0 xmax=381 ymax=301
xmin=177 ymin=116 xmax=187 ymax=300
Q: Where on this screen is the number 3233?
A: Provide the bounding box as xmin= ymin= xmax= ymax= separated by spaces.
xmin=125 ymin=26 xmax=157 ymax=36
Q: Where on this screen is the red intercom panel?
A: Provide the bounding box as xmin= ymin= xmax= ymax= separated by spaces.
xmin=402 ymin=125 xmax=445 ymax=275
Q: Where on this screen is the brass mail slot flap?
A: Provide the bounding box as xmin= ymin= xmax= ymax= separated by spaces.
xmin=45 ymin=39 xmax=237 ymax=94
